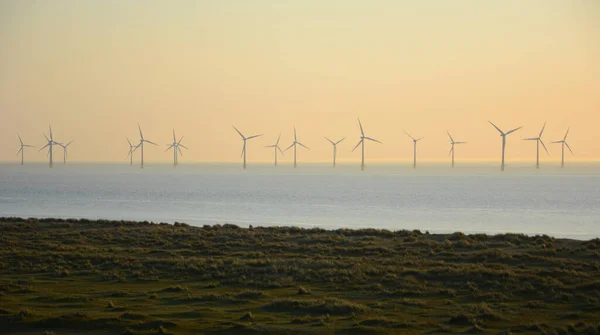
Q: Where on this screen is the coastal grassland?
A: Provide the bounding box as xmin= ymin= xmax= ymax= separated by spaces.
xmin=1 ymin=218 xmax=600 ymax=334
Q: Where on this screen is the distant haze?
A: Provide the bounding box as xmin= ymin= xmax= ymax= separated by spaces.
xmin=0 ymin=1 xmax=598 ymax=163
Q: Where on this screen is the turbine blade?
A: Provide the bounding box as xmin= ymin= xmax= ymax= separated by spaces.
xmin=358 ymin=118 xmax=364 ymax=136
xmin=550 ymin=141 xmax=563 ymax=144
xmin=404 ymin=130 xmax=415 ymax=140
xmin=335 ymin=137 xmax=346 ymax=145
xmin=265 ymin=145 xmax=276 ymax=148
xmin=325 ymin=137 xmax=335 ymax=145
xmin=126 ymin=137 xmax=132 ymax=146
xmin=49 ymin=125 xmax=53 ymax=140
xmin=246 ymin=134 xmax=263 ymax=140
xmin=145 ymin=140 xmax=158 ymax=146
xmin=17 ymin=148 xmax=22 ymax=155
xmin=24 ymin=145 xmax=35 ymax=147
xmin=18 ymin=134 xmax=23 ymax=145
xmin=232 ymin=125 xmax=245 ymax=139
xmin=506 ymin=126 xmax=522 ymax=135
xmin=539 ymin=122 xmax=546 ymax=137
xmin=178 ymin=136 xmax=184 ymax=145
xmin=416 ymin=137 xmax=424 ymax=141
xmin=446 ymin=130 xmax=454 ymax=143
xmin=455 ymin=142 xmax=467 ymax=144
xmin=364 ymin=136 xmax=381 ymax=143
xmin=523 ymin=138 xmax=538 ymax=141
xmin=564 ymin=126 xmax=570 ymax=140
xmin=39 ymin=143 xmax=49 ymax=151
xmin=448 ymin=146 xmax=453 ymax=156
xmin=165 ymin=145 xmax=174 ymax=152
xmin=178 ymin=147 xmax=183 ymax=156
xmin=294 ymin=127 xmax=297 ymax=141
xmin=179 ymin=144 xmax=188 ymax=149
xmin=278 ymin=146 xmax=285 ymax=155
xmin=138 ymin=123 xmax=143 ymax=139
xmin=488 ymin=121 xmax=504 ymax=134
xmin=540 ymin=139 xmax=549 ymax=155
xmin=351 ymin=140 xmax=363 ymax=152
xmin=565 ymin=142 xmax=574 ymax=155
xmin=65 ymin=140 xmax=73 ymax=147
xmin=284 ymin=143 xmax=294 ymax=152
xmin=173 ymin=129 xmax=176 ymax=142
xmin=43 ymin=133 xmax=49 ymax=142
xmin=297 ymin=142 xmax=310 ymax=150
xmin=276 ymin=133 xmax=281 ymax=145
xmin=240 ymin=146 xmax=245 ymax=158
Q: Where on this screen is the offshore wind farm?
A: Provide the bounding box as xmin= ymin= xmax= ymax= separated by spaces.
xmin=7 ymin=119 xmax=589 ymax=170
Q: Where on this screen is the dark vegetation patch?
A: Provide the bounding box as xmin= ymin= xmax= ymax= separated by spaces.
xmin=264 ymin=297 xmax=369 ymax=315
xmin=1 ymin=217 xmax=599 ymax=334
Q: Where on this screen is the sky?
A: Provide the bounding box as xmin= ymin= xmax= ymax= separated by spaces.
xmin=0 ymin=0 xmax=598 ymax=164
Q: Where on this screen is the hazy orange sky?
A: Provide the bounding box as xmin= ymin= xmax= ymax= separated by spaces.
xmin=0 ymin=1 xmax=598 ymax=164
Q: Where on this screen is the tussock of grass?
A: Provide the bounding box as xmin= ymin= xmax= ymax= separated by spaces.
xmin=159 ymin=286 xmax=188 ymax=293
xmin=239 ymin=312 xmax=254 ymax=321
xmin=297 ymin=286 xmax=310 ymax=295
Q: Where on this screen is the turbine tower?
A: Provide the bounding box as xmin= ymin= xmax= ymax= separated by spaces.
xmin=285 ymin=127 xmax=309 ymax=168
xmin=351 ymin=119 xmax=381 ymax=171
xmin=404 ymin=131 xmax=423 ymax=169
xmin=551 ymin=127 xmax=574 ymax=168
xmin=523 ymin=122 xmax=549 ymax=169
xmin=39 ymin=125 xmax=60 ymax=168
xmin=126 ymin=137 xmax=139 ymax=165
xmin=58 ymin=141 xmax=73 ymax=164
xmin=233 ymin=126 xmax=262 ymax=169
xmin=137 ymin=124 xmax=158 ymax=169
xmin=165 ymin=129 xmax=188 ymax=167
xmin=265 ymin=133 xmax=284 ymax=166
xmin=488 ymin=121 xmax=522 ymax=171
xmin=447 ymin=130 xmax=466 ymax=168
xmin=325 ymin=137 xmax=345 ymax=168
xmin=16 ymin=134 xmax=34 ymax=165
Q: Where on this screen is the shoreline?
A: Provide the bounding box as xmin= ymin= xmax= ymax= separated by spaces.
xmin=2 ymin=216 xmax=598 ymax=241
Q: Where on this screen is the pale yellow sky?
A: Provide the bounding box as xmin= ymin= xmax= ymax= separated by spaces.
xmin=0 ymin=1 xmax=598 ymax=163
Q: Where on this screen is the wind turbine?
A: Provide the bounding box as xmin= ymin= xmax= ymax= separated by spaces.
xmin=285 ymin=127 xmax=309 ymax=168
xmin=137 ymin=124 xmax=158 ymax=169
xmin=58 ymin=141 xmax=73 ymax=164
xmin=16 ymin=134 xmax=34 ymax=165
xmin=404 ymin=131 xmax=423 ymax=169
xmin=126 ymin=137 xmax=139 ymax=165
xmin=351 ymin=119 xmax=380 ymax=171
xmin=39 ymin=125 xmax=60 ymax=168
xmin=325 ymin=136 xmax=345 ymax=168
xmin=165 ymin=129 xmax=188 ymax=167
xmin=523 ymin=122 xmax=549 ymax=169
xmin=551 ymin=127 xmax=574 ymax=168
xmin=488 ymin=121 xmax=522 ymax=171
xmin=446 ymin=131 xmax=466 ymax=168
xmin=233 ymin=126 xmax=262 ymax=169
xmin=265 ymin=133 xmax=284 ymax=166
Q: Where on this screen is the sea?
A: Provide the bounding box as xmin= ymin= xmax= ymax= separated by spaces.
xmin=1 ymin=162 xmax=599 ymax=240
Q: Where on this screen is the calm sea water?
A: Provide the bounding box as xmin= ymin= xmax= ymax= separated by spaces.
xmin=0 ymin=163 xmax=599 ymax=239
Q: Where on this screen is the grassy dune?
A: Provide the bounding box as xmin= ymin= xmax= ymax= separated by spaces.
xmin=1 ymin=217 xmax=600 ymax=334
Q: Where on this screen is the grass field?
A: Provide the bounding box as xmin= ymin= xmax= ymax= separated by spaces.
xmin=1 ymin=217 xmax=599 ymax=334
